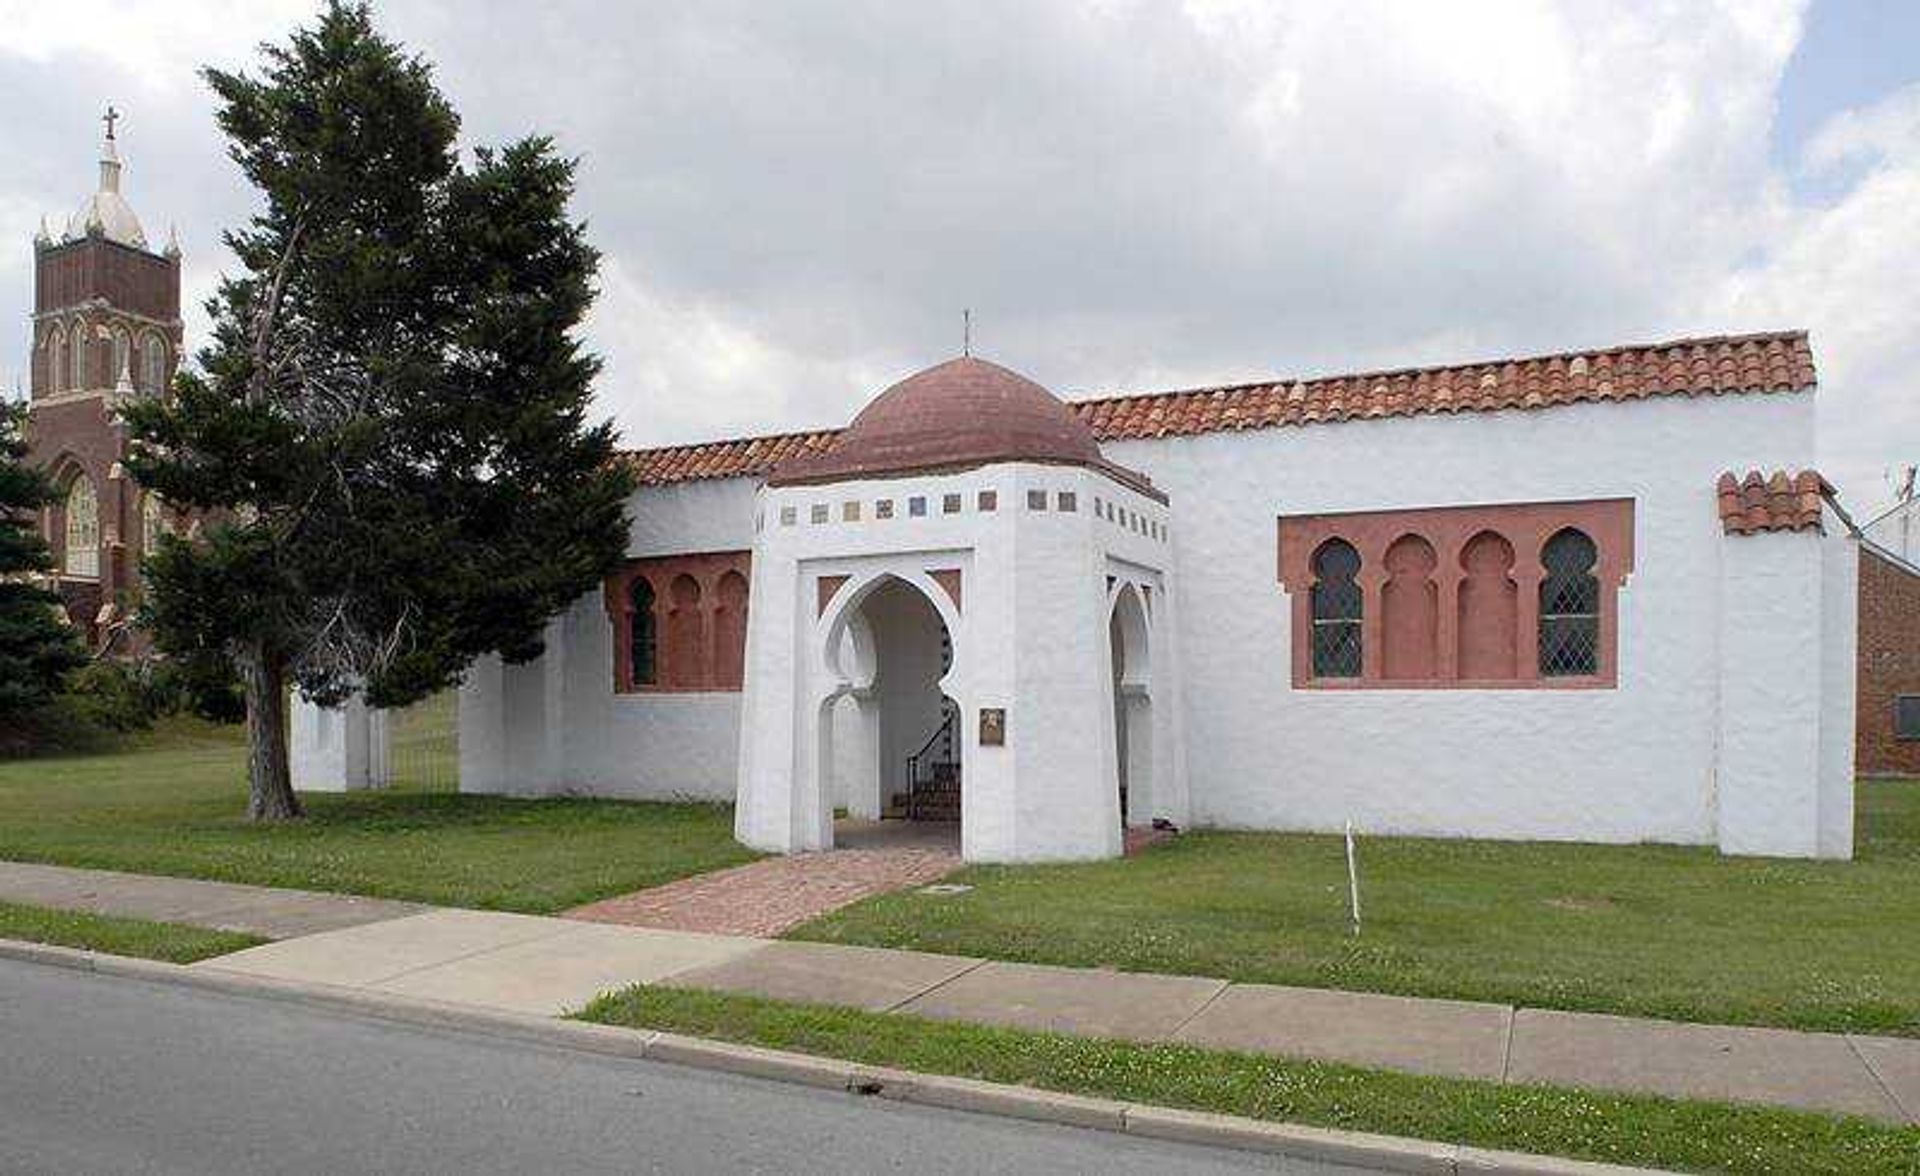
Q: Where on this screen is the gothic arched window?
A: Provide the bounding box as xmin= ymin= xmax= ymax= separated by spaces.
xmin=48 ymin=328 xmax=67 ymax=394
xmin=1539 ymin=528 xmax=1600 ymax=677
xmin=69 ymin=323 xmax=87 ymax=390
xmin=141 ymin=493 xmax=166 ymax=558
xmin=142 ymin=335 xmax=167 ymax=394
xmin=1309 ymin=538 xmax=1363 ymax=678
xmin=64 ymin=474 xmax=100 ymax=578
xmin=628 ymin=577 xmax=658 ymax=687
xmin=112 ymin=329 xmax=131 ymax=386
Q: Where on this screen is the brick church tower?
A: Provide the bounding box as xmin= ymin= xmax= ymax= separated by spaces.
xmin=25 ymin=109 xmax=183 ymax=652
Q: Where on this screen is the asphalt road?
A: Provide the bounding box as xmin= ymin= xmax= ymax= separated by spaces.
xmin=0 ymin=957 xmax=1385 ymax=1175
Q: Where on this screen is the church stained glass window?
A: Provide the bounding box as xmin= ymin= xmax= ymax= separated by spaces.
xmin=64 ymin=475 xmax=100 ymax=578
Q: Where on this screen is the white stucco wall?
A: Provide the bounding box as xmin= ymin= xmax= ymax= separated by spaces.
xmin=1817 ymin=529 xmax=1859 ymax=857
xmin=458 ymin=477 xmax=755 ymax=801
xmin=291 ymin=694 xmax=388 ymax=792
xmin=1102 ymin=391 xmax=1821 ymax=848
xmin=1713 ymin=525 xmax=1856 ymax=859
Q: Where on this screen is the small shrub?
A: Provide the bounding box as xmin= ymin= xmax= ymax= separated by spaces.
xmin=61 ymin=661 xmax=157 ymax=732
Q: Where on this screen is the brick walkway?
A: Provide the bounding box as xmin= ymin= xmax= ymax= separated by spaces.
xmin=564 ymin=822 xmax=961 ymax=937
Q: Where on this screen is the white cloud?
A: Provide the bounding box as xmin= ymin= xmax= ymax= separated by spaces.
xmin=0 ymin=0 xmax=1911 ymax=508
xmin=0 ymin=1 xmax=308 ymax=91
xmin=1707 ymin=82 xmax=1920 ymax=510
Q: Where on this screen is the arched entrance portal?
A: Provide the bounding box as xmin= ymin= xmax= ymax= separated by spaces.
xmin=820 ymin=576 xmax=959 ymax=829
xmin=1109 ymin=582 xmax=1152 ymax=828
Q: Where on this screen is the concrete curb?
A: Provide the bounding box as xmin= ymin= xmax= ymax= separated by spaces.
xmin=0 ymin=938 xmax=1669 ymax=1176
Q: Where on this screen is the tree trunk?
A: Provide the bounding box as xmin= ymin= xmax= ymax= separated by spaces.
xmin=240 ymin=641 xmax=302 ymax=821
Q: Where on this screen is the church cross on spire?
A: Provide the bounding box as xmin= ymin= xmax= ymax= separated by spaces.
xmin=103 ymin=104 xmax=120 ymax=142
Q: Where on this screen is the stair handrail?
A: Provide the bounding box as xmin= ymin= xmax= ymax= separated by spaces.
xmin=904 ymin=704 xmax=958 ymax=820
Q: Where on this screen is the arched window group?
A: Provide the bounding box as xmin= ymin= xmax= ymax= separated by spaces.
xmin=611 ymin=553 xmax=752 ymax=692
xmin=1282 ymin=499 xmax=1631 ymax=688
xmin=42 ymin=322 xmax=146 ymax=395
xmin=63 ymin=474 xmax=100 ymax=579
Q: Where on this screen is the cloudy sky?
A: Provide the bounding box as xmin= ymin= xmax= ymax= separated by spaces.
xmin=1 ymin=0 xmax=1914 ymax=512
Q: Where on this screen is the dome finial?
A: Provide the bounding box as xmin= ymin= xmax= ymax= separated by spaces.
xmin=64 ymin=103 xmax=147 ymax=249
xmin=962 ymin=309 xmax=971 ymax=358
xmin=98 ymin=105 xmax=124 ymax=194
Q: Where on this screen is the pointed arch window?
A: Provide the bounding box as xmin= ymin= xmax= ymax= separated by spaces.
xmin=63 ymin=474 xmax=100 ymax=578
xmin=628 ymin=577 xmax=658 ymax=688
xmin=141 ymin=492 xmax=168 ymax=557
xmin=1539 ymin=528 xmax=1601 ymax=677
xmin=142 ymin=335 xmax=167 ymax=394
xmin=1309 ymin=538 xmax=1363 ymax=678
xmin=112 ymin=329 xmax=131 ymax=387
xmin=49 ymin=328 xmax=68 ymax=394
xmin=69 ymin=324 xmax=87 ymax=390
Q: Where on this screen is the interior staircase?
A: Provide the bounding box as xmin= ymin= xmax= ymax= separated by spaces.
xmin=886 ymin=702 xmax=960 ymax=822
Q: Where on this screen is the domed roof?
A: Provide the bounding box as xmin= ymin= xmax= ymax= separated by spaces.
xmin=63 ymin=136 xmax=148 ymax=251
xmin=770 ymin=357 xmax=1157 ymax=496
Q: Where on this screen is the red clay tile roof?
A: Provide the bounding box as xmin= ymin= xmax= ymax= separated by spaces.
xmin=1717 ymin=470 xmax=1832 ymax=535
xmin=620 ymin=430 xmax=839 ymax=486
xmin=618 ymin=331 xmax=1815 ymax=486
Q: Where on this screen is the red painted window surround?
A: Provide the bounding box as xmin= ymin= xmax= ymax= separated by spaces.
xmin=1277 ymin=499 xmax=1634 ymax=689
xmin=605 ymin=551 xmax=752 ymax=693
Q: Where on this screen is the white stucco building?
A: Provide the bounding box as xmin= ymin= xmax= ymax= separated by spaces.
xmin=312 ymin=330 xmax=1861 ymax=862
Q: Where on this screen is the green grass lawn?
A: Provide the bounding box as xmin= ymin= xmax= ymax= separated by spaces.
xmin=0 ymin=719 xmax=755 ymax=913
xmin=793 ymin=779 xmax=1920 ymax=1037
xmin=580 ymin=985 xmax=1920 ymax=1176
xmin=0 ymin=900 xmax=264 ymax=963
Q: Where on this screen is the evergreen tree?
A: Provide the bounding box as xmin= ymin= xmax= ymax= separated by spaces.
xmin=0 ymin=399 xmax=87 ymax=720
xmin=125 ymin=3 xmax=632 ymax=819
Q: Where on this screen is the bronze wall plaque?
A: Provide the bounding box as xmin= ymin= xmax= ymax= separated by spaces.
xmin=978 ymin=707 xmax=1006 ymax=746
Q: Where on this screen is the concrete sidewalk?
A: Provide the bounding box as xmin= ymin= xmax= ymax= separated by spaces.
xmin=5 ymin=861 xmax=1917 ymax=1125
xmin=0 ymin=860 xmax=422 ymax=938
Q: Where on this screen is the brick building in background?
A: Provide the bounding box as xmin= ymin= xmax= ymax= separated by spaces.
xmin=23 ymin=112 xmax=183 ymax=653
xmin=1857 ymin=492 xmax=1920 ymax=777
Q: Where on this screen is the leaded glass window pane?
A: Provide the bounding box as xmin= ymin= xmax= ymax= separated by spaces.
xmin=629 ymin=578 xmax=658 ymax=686
xmin=1539 ymin=528 xmax=1599 ymax=677
xmin=1310 ymin=539 xmax=1363 ymax=678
